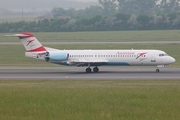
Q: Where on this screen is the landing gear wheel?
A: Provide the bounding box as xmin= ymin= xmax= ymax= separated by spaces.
xmin=93 ymin=67 xmax=99 ymax=73
xmin=156 ymin=69 xmax=160 ymax=73
xmin=86 ymin=68 xmax=92 ymax=73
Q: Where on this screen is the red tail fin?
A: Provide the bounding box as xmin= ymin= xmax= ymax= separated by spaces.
xmin=16 ymin=32 xmax=46 ymax=52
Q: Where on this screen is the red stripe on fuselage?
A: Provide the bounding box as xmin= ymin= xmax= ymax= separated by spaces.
xmin=27 ymin=46 xmax=46 ymax=52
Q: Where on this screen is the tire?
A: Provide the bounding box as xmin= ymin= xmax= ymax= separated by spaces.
xmin=86 ymin=68 xmax=92 ymax=73
xmin=156 ymin=69 xmax=160 ymax=73
xmin=93 ymin=67 xmax=99 ymax=73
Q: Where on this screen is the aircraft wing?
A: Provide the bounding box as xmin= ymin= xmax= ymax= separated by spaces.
xmin=67 ymin=59 xmax=108 ymax=66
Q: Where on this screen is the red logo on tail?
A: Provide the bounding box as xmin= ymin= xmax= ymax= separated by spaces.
xmin=26 ymin=40 xmax=34 ymax=46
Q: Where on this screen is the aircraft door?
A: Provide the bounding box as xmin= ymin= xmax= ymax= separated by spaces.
xmin=151 ymin=54 xmax=162 ymax=64
xmin=151 ymin=54 xmax=156 ymax=62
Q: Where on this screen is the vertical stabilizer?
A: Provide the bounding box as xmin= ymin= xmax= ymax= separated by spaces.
xmin=7 ymin=32 xmax=46 ymax=52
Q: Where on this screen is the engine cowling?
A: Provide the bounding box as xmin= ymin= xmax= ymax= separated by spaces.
xmin=45 ymin=52 xmax=69 ymax=62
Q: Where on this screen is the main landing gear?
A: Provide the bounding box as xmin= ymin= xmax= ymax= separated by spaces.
xmin=86 ymin=67 xmax=99 ymax=73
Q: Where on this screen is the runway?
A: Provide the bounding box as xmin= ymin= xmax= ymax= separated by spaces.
xmin=0 ymin=66 xmax=179 ymax=80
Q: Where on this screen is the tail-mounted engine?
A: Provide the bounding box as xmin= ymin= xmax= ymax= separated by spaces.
xmin=44 ymin=52 xmax=69 ymax=62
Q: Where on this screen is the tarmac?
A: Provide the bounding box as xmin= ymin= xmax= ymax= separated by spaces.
xmin=0 ymin=66 xmax=179 ymax=80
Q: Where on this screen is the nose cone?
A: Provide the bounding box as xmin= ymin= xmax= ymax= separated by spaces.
xmin=170 ymin=57 xmax=176 ymax=63
xmin=162 ymin=56 xmax=175 ymax=65
xmin=167 ymin=56 xmax=176 ymax=64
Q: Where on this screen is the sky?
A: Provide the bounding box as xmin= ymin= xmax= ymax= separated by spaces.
xmin=0 ymin=0 xmax=99 ymax=12
xmin=75 ymin=0 xmax=98 ymax=2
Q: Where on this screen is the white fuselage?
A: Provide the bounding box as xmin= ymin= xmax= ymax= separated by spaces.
xmin=26 ymin=49 xmax=175 ymax=67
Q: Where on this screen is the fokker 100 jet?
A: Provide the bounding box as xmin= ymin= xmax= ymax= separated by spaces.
xmin=6 ymin=32 xmax=175 ymax=73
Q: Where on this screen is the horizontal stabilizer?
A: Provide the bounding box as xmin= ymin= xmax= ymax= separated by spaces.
xmin=5 ymin=34 xmax=30 ymax=37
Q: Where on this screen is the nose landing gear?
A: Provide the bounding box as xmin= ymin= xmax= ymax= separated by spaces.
xmin=156 ymin=65 xmax=164 ymax=73
xmin=156 ymin=69 xmax=160 ymax=73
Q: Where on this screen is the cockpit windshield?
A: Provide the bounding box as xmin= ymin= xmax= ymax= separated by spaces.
xmin=159 ymin=54 xmax=168 ymax=57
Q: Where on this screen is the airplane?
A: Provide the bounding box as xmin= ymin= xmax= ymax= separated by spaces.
xmin=6 ymin=32 xmax=175 ymax=73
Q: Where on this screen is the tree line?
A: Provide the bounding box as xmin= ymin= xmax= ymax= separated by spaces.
xmin=1 ymin=0 xmax=180 ymax=32
xmin=1 ymin=13 xmax=180 ymax=32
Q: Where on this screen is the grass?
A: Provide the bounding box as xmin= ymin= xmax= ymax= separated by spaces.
xmin=1 ymin=30 xmax=180 ymax=42
xmin=0 ymin=80 xmax=180 ymax=120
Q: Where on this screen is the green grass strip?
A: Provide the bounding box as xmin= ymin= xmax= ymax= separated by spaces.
xmin=0 ymin=80 xmax=180 ymax=120
xmin=1 ymin=30 xmax=180 ymax=42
